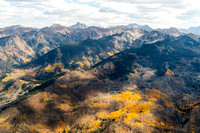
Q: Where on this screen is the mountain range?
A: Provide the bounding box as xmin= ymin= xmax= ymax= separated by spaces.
xmin=0 ymin=22 xmax=199 ymax=133
xmin=1 ymin=22 xmax=199 ymax=71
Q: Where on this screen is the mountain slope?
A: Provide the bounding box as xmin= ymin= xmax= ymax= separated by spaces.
xmin=1 ymin=23 xmax=198 ymax=71
xmin=0 ymin=34 xmax=199 ymax=132
xmin=0 ymin=29 xmax=168 ymax=109
xmin=156 ymin=27 xmax=185 ymax=37
xmin=92 ymin=35 xmax=200 ymax=106
xmin=0 ymin=25 xmax=126 ymax=70
xmin=0 ymin=35 xmax=35 ymax=70
xmin=182 ymin=26 xmax=200 ymax=35
xmin=26 ymin=29 xmax=168 ymax=70
xmin=0 ymin=31 xmax=198 ymax=109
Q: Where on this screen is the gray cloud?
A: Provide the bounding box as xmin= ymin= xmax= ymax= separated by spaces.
xmin=136 ymin=5 xmax=164 ymax=12
xmin=99 ymin=7 xmax=118 ymax=13
xmin=177 ymin=9 xmax=200 ymax=20
xmin=99 ymin=7 xmax=129 ymax=15
xmin=5 ymin=0 xmax=49 ymax=2
xmin=44 ymin=10 xmax=76 ymax=16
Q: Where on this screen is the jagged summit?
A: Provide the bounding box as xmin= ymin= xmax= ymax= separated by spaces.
xmin=70 ymin=22 xmax=88 ymax=29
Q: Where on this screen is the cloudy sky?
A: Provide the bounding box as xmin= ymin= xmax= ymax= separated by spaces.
xmin=0 ymin=0 xmax=200 ymax=28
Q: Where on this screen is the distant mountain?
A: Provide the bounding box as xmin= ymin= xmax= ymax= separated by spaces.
xmin=181 ymin=26 xmax=200 ymax=35
xmin=113 ymin=23 xmax=152 ymax=31
xmin=156 ymin=27 xmax=185 ymax=37
xmin=0 ymin=25 xmax=37 ymax=38
xmin=41 ymin=24 xmax=71 ymax=34
xmin=23 ymin=24 xmax=127 ymax=54
xmin=187 ymin=26 xmax=200 ymax=35
xmin=25 ymin=29 xmax=145 ymax=68
xmin=70 ymin=22 xmax=88 ymax=29
xmin=126 ymin=23 xmax=152 ymax=31
xmin=0 ymin=23 xmax=199 ymax=72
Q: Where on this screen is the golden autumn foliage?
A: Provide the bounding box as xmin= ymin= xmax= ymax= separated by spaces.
xmin=71 ymin=91 xmax=158 ymax=132
xmin=76 ymin=62 xmax=84 ymax=67
xmin=23 ymin=58 xmax=31 ymax=63
xmin=91 ymin=102 xmax=105 ymax=108
xmin=6 ymin=51 xmax=14 ymax=57
xmin=112 ymin=91 xmax=142 ymax=102
xmin=16 ymin=55 xmax=32 ymax=63
xmin=69 ymin=58 xmax=91 ymax=68
xmin=43 ymin=92 xmax=53 ymax=102
xmin=82 ymin=57 xmax=91 ymax=67
xmin=87 ymin=120 xmax=101 ymax=132
xmin=2 ymin=69 xmax=26 ymax=82
xmin=129 ymin=72 xmax=135 ymax=77
xmin=109 ymin=53 xmax=114 ymax=56
xmin=165 ymin=68 xmax=174 ymax=76
xmin=179 ymin=99 xmax=200 ymax=110
xmin=0 ymin=87 xmax=190 ymax=133
xmin=97 ymin=111 xmax=110 ymax=119
xmin=58 ymin=83 xmax=68 ymax=88
xmin=69 ymin=60 xmax=74 ymax=64
xmin=144 ymin=89 xmax=174 ymax=108
xmin=0 ymin=91 xmax=73 ymax=133
xmin=44 ymin=63 xmax=65 ymax=72
xmin=1 ymin=68 xmax=37 ymax=82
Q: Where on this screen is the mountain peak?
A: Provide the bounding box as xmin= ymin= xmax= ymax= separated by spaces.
xmin=127 ymin=23 xmax=139 ymax=27
xmin=125 ymin=23 xmax=152 ymax=31
xmin=50 ymin=24 xmax=64 ymax=28
xmin=70 ymin=22 xmax=88 ymax=29
xmin=2 ymin=25 xmax=27 ymax=30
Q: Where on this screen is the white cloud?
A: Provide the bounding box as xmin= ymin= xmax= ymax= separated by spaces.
xmin=0 ymin=0 xmax=199 ymax=28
